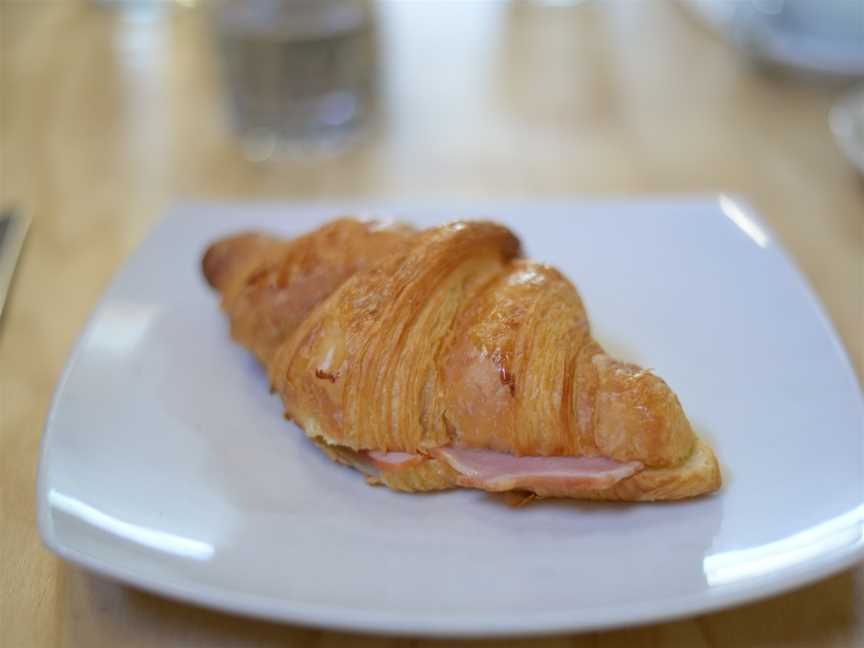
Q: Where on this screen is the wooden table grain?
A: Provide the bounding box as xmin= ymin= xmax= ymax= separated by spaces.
xmin=1 ymin=1 xmax=862 ymax=646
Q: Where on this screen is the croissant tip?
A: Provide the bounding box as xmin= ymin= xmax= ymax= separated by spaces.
xmin=201 ymin=245 xmax=222 ymax=289
xmin=201 ymin=232 xmax=270 ymax=292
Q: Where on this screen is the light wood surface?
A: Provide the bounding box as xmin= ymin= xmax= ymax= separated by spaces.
xmin=1 ymin=1 xmax=862 ymax=646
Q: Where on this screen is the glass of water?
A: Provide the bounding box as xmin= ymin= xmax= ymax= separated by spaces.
xmin=211 ymin=0 xmax=377 ymax=159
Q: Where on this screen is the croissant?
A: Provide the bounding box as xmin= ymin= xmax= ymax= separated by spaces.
xmin=203 ymin=218 xmax=721 ymax=501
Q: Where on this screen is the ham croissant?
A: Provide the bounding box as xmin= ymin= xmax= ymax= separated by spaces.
xmin=203 ymin=218 xmax=721 ymax=501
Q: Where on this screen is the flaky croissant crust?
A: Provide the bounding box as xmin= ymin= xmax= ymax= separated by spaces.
xmin=204 ymin=218 xmax=721 ymax=501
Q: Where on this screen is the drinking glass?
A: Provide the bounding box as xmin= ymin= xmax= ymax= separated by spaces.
xmin=211 ymin=0 xmax=377 ymax=158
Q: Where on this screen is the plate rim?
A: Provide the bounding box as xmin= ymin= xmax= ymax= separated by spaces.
xmin=37 ymin=527 xmax=864 ymax=637
xmin=36 ymin=195 xmax=864 ymax=637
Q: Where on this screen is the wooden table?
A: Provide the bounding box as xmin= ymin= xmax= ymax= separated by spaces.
xmin=2 ymin=1 xmax=862 ymax=646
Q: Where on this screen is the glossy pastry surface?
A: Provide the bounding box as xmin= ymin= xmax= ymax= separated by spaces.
xmin=203 ymin=219 xmax=721 ymax=501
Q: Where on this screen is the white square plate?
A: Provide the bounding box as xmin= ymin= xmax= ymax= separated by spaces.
xmin=38 ymin=198 xmax=864 ymax=637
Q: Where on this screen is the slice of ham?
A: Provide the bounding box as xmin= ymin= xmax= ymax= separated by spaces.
xmin=432 ymin=446 xmax=643 ymax=492
xmin=364 ymin=450 xmax=426 ymax=471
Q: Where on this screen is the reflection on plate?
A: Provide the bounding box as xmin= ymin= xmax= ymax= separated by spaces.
xmin=37 ymin=198 xmax=864 ymax=636
xmin=832 ymin=86 xmax=864 ymax=176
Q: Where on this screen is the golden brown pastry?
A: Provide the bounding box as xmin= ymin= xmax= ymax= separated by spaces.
xmin=202 ymin=218 xmax=417 ymax=366
xmin=203 ymin=218 xmax=721 ymax=501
